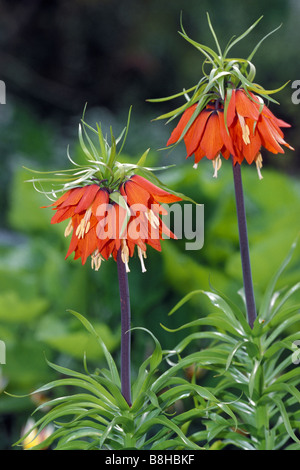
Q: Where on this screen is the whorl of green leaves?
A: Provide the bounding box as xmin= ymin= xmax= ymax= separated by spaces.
xmin=13 ymin=241 xmax=299 ymax=450
xmin=164 ymin=239 xmax=300 ymax=450
xmin=23 ymin=107 xmax=192 ymax=205
xmin=14 ymin=310 xmax=236 ymax=450
xmin=148 ymin=13 xmax=289 ymax=145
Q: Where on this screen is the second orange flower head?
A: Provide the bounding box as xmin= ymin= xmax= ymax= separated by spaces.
xmin=150 ymin=14 xmax=294 ymax=178
xmin=167 ymin=89 xmax=293 ymax=178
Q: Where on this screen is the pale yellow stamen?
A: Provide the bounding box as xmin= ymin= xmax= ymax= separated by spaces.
xmin=213 ymin=154 xmax=222 ymax=178
xmin=255 ymin=153 xmax=263 ymax=180
xmin=238 ymin=113 xmax=250 ymax=145
xmin=193 ymin=163 xmax=198 ymax=169
xmin=64 ymin=219 xmax=73 ymax=237
xmin=75 ymin=220 xmax=85 ymax=239
xmin=137 ymin=246 xmax=147 ymax=273
xmin=85 ymin=220 xmax=91 ymax=234
xmin=76 ymin=207 xmax=92 ymax=239
xmin=146 ymin=209 xmax=160 ymax=229
xmin=121 ymin=240 xmax=130 ymax=273
xmin=91 ymin=250 xmax=103 ymax=271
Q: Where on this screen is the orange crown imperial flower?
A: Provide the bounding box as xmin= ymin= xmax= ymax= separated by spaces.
xmin=27 ymin=108 xmax=183 ymax=273
xmin=149 ymin=14 xmax=294 ymax=178
xmin=48 ymin=174 xmax=181 ymax=273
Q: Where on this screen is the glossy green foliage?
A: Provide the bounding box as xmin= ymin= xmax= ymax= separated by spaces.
xmin=13 ymin=241 xmax=300 ymax=450
xmin=166 ymin=241 xmax=300 ymax=450
xmin=161 ymin=161 xmax=300 ymax=313
xmin=1 ymin=155 xmax=299 ymax=439
xmin=15 ymin=311 xmax=236 ymax=450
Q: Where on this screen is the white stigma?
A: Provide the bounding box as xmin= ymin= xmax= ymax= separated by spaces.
xmin=121 ymin=240 xmax=130 ymax=273
xmin=138 ymin=246 xmax=147 ymax=273
xmin=255 ymin=153 xmax=263 ymax=180
xmin=213 ymin=154 xmax=222 ymax=178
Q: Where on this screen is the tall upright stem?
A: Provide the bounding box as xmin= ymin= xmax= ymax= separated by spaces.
xmin=232 ymin=158 xmax=257 ymax=329
xmin=116 ymin=249 xmax=132 ymax=406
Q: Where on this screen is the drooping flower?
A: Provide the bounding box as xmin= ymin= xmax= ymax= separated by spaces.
xmin=47 ymin=184 xmax=109 ymax=270
xmin=30 ymin=109 xmax=184 ymax=273
xmin=166 ymin=101 xmax=233 ymax=177
xmin=47 ymin=175 xmax=181 ymax=273
xmin=222 ymin=89 xmax=294 ymax=172
xmin=44 ymin=173 xmax=181 ymax=273
xmin=167 ymin=89 xmax=294 ymax=178
xmin=150 ymin=14 xmax=294 ymax=178
xmin=119 ymin=174 xmax=181 ymax=271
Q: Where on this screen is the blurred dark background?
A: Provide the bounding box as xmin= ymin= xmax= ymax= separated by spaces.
xmin=0 ymin=0 xmax=299 ymax=450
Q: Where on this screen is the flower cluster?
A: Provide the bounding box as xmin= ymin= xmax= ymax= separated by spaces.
xmin=47 ymin=174 xmax=181 ymax=273
xmin=150 ymin=14 xmax=294 ymax=178
xmin=167 ymin=89 xmax=293 ymax=178
xmin=26 ymin=110 xmax=184 ymax=273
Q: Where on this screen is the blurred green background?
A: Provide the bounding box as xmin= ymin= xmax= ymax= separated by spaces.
xmin=0 ymin=0 xmax=299 ymax=450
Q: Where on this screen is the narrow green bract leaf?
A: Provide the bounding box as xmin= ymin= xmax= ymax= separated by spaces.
xmin=224 ymin=16 xmax=264 ymax=57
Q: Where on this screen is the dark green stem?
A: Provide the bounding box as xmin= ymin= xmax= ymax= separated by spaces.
xmin=116 ymin=249 xmax=132 ymax=406
xmin=232 ymin=158 xmax=257 ymax=328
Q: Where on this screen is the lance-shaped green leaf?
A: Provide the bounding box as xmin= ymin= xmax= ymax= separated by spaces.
xmin=68 ymin=309 xmax=121 ymax=387
xmin=147 ymin=85 xmax=198 ymax=103
xmin=259 ymin=237 xmax=299 ymax=321
xmin=223 ymin=16 xmax=264 ymax=58
xmin=247 ymin=23 xmax=282 ymax=63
